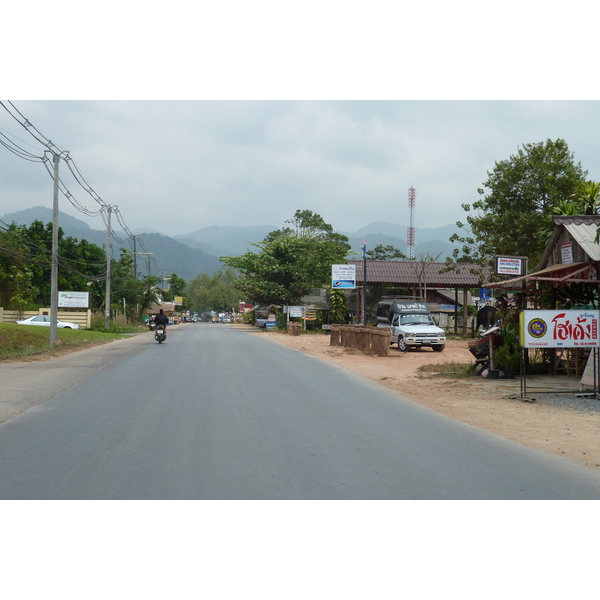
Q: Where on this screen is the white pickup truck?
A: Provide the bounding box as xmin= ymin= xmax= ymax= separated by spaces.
xmin=377 ymin=300 xmax=446 ymax=352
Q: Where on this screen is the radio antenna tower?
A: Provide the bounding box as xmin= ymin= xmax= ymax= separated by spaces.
xmin=407 ymin=185 xmax=416 ymax=260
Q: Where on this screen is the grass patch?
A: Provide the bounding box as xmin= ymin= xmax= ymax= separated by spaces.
xmin=417 ymin=361 xmax=478 ymax=379
xmin=0 ymin=323 xmax=133 ymax=362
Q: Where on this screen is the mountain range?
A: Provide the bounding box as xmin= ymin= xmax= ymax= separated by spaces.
xmin=1 ymin=206 xmax=461 ymax=281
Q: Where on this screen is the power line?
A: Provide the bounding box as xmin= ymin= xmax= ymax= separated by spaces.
xmin=0 ymin=101 xmax=168 ymax=277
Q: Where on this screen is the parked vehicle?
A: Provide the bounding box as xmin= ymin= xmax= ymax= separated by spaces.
xmin=376 ymin=299 xmax=445 ymax=352
xmin=15 ymin=315 xmax=80 ymax=329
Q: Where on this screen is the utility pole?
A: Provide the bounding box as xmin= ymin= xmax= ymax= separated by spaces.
xmin=362 ymin=238 xmax=367 ymax=325
xmin=49 ymin=152 xmax=60 ymax=346
xmin=133 ymin=235 xmax=139 ymax=320
xmin=104 ymin=205 xmax=114 ymax=329
xmin=137 ymin=253 xmax=153 ymax=278
xmin=133 ymin=236 xmax=137 ymax=280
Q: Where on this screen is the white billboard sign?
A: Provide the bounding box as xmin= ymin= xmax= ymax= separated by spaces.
xmin=520 ymin=309 xmax=600 ymax=348
xmin=285 ymin=306 xmax=304 ymax=317
xmin=496 ymin=256 xmax=526 ymax=276
xmin=58 ymin=291 xmax=90 ymax=308
xmin=332 ymin=264 xmax=356 ymax=289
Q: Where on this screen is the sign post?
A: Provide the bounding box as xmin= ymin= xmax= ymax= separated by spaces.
xmin=362 ymin=239 xmax=367 ymax=325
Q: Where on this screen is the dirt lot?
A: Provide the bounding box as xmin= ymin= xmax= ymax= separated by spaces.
xmin=261 ymin=329 xmax=600 ymax=469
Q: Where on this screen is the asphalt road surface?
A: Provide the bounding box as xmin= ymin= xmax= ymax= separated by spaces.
xmin=1 ymin=323 xmax=600 ymax=499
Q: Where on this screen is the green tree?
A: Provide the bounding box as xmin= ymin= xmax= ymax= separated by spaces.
xmin=570 ymin=180 xmax=600 ymax=212
xmin=0 ymin=220 xmax=107 ymax=308
xmin=110 ymin=249 xmax=138 ymax=319
xmin=161 ymin=273 xmax=187 ymax=302
xmin=8 ymin=266 xmax=38 ymax=317
xmin=451 ymin=139 xmax=587 ymax=268
xmin=185 ymin=268 xmax=240 ymax=313
xmin=329 ymin=288 xmax=347 ymax=323
xmin=221 ymin=210 xmax=351 ymax=306
xmin=284 ymin=209 xmax=333 ymax=239
xmin=366 ymin=244 xmax=406 ymax=261
xmin=136 ymin=275 xmax=162 ymax=316
xmin=0 ymin=227 xmax=29 ymax=307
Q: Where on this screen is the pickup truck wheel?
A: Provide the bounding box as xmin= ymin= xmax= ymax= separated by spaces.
xmin=397 ymin=337 xmax=408 ymax=352
xmin=432 ymin=345 xmax=444 ymax=352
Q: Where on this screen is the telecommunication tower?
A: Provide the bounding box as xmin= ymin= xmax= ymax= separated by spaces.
xmin=407 ymin=185 xmax=416 ymax=260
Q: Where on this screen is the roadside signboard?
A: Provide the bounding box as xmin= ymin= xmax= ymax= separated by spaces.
xmin=58 ymin=291 xmax=89 ymax=308
xmin=520 ymin=309 xmax=600 ymax=348
xmin=285 ymin=306 xmax=304 ymax=317
xmin=561 ymin=242 xmax=574 ymax=264
xmin=332 ymin=264 xmax=356 ymax=289
xmin=302 ymin=308 xmax=317 ymax=321
xmin=495 ymin=255 xmax=527 ymax=276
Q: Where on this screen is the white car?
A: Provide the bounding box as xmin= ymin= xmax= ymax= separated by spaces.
xmin=15 ymin=315 xmax=80 ymax=329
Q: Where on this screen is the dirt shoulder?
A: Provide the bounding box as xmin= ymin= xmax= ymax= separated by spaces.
xmin=254 ymin=328 xmax=600 ymax=470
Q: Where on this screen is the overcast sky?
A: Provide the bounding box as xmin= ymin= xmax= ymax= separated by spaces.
xmin=3 ymin=4 xmax=600 ymax=240
xmin=2 ymin=100 xmax=599 ymax=238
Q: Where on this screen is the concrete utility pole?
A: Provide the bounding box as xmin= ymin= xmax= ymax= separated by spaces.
xmin=49 ymin=152 xmax=60 ymax=346
xmin=133 ymin=236 xmax=137 ymax=280
xmin=362 ymin=239 xmax=367 ymax=325
xmin=104 ymin=206 xmax=115 ymax=329
xmin=137 ymin=253 xmax=153 ymax=278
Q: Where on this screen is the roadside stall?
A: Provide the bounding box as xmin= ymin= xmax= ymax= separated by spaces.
xmin=484 ymin=215 xmax=600 ymax=397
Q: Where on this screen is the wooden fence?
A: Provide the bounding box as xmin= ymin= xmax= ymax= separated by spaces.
xmin=0 ymin=308 xmax=92 ymax=328
xmin=330 ymin=324 xmax=391 ymax=357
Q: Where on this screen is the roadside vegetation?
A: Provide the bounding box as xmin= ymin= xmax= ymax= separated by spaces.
xmin=417 ymin=361 xmax=478 ymax=379
xmin=0 ymin=323 xmax=135 ymax=362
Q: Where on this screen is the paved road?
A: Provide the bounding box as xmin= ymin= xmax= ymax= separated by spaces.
xmin=1 ymin=324 xmax=600 ymax=499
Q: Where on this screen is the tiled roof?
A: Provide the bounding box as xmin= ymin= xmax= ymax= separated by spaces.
xmin=347 ymin=260 xmax=491 ymax=286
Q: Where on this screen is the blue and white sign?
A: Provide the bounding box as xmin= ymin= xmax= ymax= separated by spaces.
xmin=332 ymin=264 xmax=356 ymax=289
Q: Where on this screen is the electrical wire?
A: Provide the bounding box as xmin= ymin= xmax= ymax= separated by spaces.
xmin=0 ymin=131 xmax=45 ymax=162
xmin=0 ymin=101 xmax=168 ymax=278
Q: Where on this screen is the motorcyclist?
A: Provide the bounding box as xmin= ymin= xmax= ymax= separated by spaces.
xmin=153 ymin=309 xmax=169 ymax=338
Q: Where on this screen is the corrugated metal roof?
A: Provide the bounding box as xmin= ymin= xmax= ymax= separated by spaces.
xmin=537 ymin=215 xmax=600 ymax=270
xmin=485 ymin=262 xmax=598 ymax=289
xmin=563 ymin=221 xmax=600 ymax=261
xmin=347 ymin=260 xmax=490 ymax=286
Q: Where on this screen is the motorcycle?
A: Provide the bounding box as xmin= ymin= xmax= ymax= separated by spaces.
xmin=154 ymin=324 xmax=166 ymax=343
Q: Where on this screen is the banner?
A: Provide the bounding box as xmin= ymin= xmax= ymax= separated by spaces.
xmin=520 ymin=309 xmax=600 ymax=348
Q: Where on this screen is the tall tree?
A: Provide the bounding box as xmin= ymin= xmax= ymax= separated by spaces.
xmin=451 ymin=139 xmax=587 ymax=268
xmin=160 ymin=273 xmax=187 ymax=302
xmin=221 ymin=210 xmax=351 ymax=306
xmin=366 ymin=244 xmax=406 ymax=261
xmin=185 ymin=268 xmax=240 ymax=313
xmin=0 ymin=220 xmax=106 ymax=308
